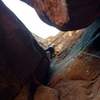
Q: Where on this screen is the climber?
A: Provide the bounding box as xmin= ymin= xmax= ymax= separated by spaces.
xmin=46 ymin=45 xmax=56 ymax=60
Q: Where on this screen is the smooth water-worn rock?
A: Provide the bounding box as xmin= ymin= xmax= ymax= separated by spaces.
xmin=0 ymin=1 xmax=50 ymax=99
xmin=32 ymin=53 xmax=100 ymax=100
xmin=49 ymin=54 xmax=100 ymax=100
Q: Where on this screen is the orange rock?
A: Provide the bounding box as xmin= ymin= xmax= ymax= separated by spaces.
xmin=49 ymin=53 xmax=100 ymax=100
xmin=15 ymin=86 xmax=28 ymax=100
xmin=34 ymin=85 xmax=58 ymax=100
xmin=63 ymin=54 xmax=100 ymax=80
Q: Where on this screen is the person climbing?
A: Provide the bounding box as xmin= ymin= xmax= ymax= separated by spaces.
xmin=46 ymin=45 xmax=56 ymax=60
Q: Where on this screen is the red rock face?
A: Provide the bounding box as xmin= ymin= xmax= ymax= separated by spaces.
xmin=32 ymin=0 xmax=69 ymax=26
xmin=34 ymin=85 xmax=58 ymax=100
xmin=22 ymin=0 xmax=100 ymax=31
xmin=48 ymin=54 xmax=100 ymax=100
xmin=22 ymin=0 xmax=69 ymax=29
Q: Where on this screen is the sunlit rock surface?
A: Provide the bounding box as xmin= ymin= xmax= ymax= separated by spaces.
xmin=31 ymin=0 xmax=69 ymax=28
xmin=22 ymin=0 xmax=69 ymax=30
xmin=22 ymin=0 xmax=100 ymax=30
xmin=46 ymin=30 xmax=83 ymax=56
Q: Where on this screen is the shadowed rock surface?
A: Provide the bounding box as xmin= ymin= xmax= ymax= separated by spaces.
xmin=0 ymin=1 xmax=50 ymax=99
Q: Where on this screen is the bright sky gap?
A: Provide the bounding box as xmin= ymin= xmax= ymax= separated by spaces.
xmin=2 ymin=0 xmax=60 ymax=39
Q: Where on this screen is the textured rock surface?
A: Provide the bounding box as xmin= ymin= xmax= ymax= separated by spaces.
xmin=34 ymin=85 xmax=58 ymax=100
xmin=32 ymin=53 xmax=100 ymax=100
xmin=33 ymin=0 xmax=69 ymax=26
xmin=49 ymin=54 xmax=100 ymax=100
xmin=22 ymin=0 xmax=69 ymax=29
xmin=22 ymin=0 xmax=100 ymax=30
xmin=1 ymin=0 xmax=100 ymax=100
xmin=46 ymin=30 xmax=83 ymax=56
